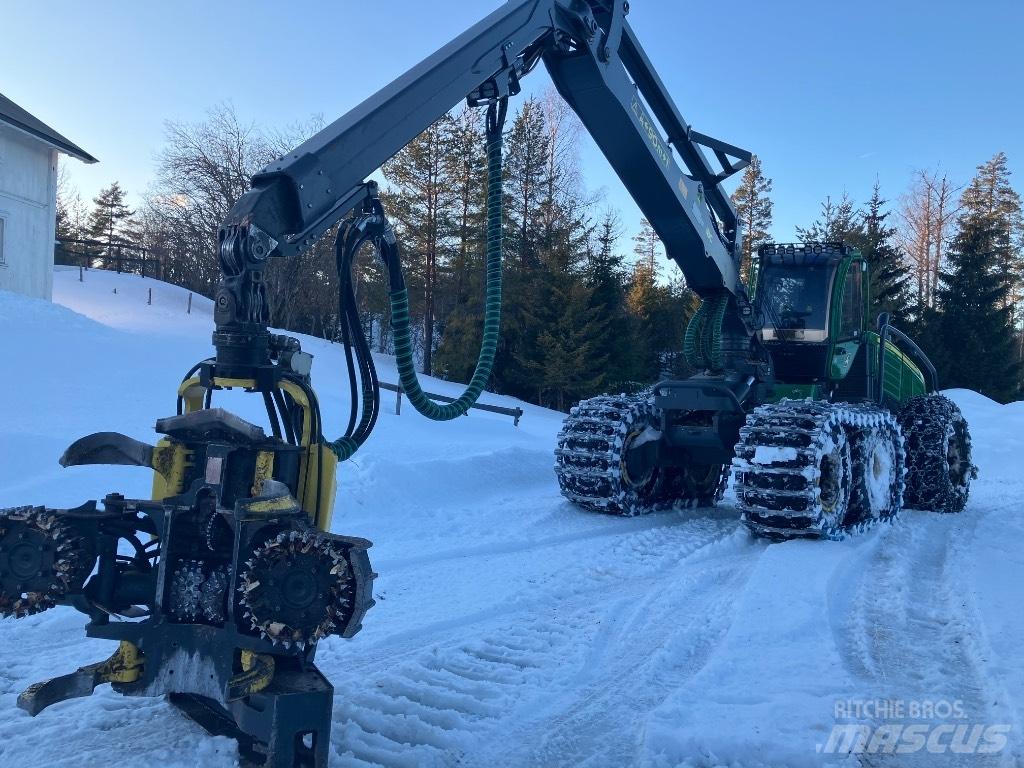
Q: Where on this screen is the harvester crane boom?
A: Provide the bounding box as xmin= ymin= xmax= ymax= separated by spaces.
xmin=215 ymin=0 xmax=753 ymax=369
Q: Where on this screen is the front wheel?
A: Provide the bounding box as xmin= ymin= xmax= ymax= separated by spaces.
xmin=659 ymin=462 xmax=729 ymax=508
xmin=554 ymin=394 xmax=664 ymax=516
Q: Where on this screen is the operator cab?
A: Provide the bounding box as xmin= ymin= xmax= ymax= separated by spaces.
xmin=752 ymin=243 xmax=864 ymax=384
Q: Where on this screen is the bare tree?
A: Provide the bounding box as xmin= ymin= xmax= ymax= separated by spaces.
xmin=898 ymin=169 xmax=959 ymax=312
xmin=145 ymin=103 xmax=273 ymax=295
xmin=55 ymin=162 xmax=89 ymax=241
xmin=144 ymin=104 xmax=340 ymax=337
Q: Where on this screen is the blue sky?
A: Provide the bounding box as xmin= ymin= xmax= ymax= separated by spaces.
xmin=3 ymin=0 xmax=1023 ymax=248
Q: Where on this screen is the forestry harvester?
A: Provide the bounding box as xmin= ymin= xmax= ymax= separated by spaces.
xmin=0 ymin=0 xmax=975 ymax=765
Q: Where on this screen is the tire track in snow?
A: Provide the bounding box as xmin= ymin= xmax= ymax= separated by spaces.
xmin=375 ymin=506 xmax=729 ymax=573
xmin=324 ymin=515 xmax=751 ymax=767
xmin=331 ymin=511 xmax=743 ymax=669
xmin=831 ymin=505 xmax=1015 ymax=767
xmin=495 ymin=529 xmax=758 ymax=768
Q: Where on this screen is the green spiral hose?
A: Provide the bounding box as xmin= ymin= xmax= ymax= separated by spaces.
xmin=684 ymin=292 xmax=729 ymax=372
xmin=389 ymin=101 xmax=505 ymax=421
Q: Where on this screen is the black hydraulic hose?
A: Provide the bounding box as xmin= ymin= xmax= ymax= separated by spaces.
xmin=329 ymin=221 xmax=383 ymax=460
xmin=273 ymin=389 xmax=296 ymax=445
xmin=262 ymin=391 xmax=283 ymax=440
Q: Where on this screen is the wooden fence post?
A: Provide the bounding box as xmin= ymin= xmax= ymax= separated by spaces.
xmin=148 ymin=287 xmax=152 ymax=306
xmin=187 ymin=293 xmax=192 ymax=314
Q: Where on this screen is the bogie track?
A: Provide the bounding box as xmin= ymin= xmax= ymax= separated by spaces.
xmin=732 ymin=399 xmax=905 ymax=540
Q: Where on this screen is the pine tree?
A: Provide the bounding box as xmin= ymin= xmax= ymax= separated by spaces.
xmin=847 ymin=182 xmax=911 ymax=324
xmin=930 ymin=205 xmax=1022 ymax=401
xmin=432 ymin=109 xmax=488 ymax=382
xmin=503 ymin=97 xmax=551 ymax=269
xmin=383 ymin=115 xmax=457 ymax=375
xmin=797 ymin=193 xmax=858 ymax=243
xmin=730 ymin=154 xmax=774 ymax=284
xmin=632 ymin=218 xmax=661 ymax=278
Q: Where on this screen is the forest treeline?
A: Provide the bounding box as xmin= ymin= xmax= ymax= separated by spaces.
xmin=57 ymin=95 xmax=1024 ymax=405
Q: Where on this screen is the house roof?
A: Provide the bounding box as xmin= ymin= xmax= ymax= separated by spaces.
xmin=0 ymin=92 xmax=97 ymax=164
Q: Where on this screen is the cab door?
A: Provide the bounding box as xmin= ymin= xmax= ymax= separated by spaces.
xmin=830 ymin=259 xmax=866 ymax=385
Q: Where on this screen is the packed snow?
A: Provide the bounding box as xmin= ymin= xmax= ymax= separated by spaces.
xmin=0 ymin=267 xmax=1021 ymax=767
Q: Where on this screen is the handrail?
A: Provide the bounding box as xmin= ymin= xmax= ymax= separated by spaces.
xmin=876 ymin=313 xmax=939 ymax=402
xmin=378 ymin=381 xmax=523 ymax=426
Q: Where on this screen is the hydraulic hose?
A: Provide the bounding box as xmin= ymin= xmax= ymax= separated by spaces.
xmin=683 ymin=292 xmax=729 ymax=372
xmin=329 ymin=218 xmax=382 ymax=461
xmin=388 ymin=98 xmax=507 ymax=421
xmin=327 ymin=97 xmax=507 ymax=460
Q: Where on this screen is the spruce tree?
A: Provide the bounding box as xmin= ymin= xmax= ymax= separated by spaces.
xmin=797 ymin=193 xmax=858 ymax=243
xmin=585 ymin=212 xmax=634 ymax=389
xmin=625 ymin=259 xmax=664 ymax=380
xmin=663 ymin=273 xmax=701 ymax=378
xmin=87 ymin=182 xmax=137 ymax=263
xmin=847 ymin=182 xmax=911 ymax=324
xmin=632 ymin=218 xmax=661 ymax=278
xmin=730 ymin=154 xmax=774 ymax=284
xmin=931 ymin=207 xmax=1021 ymax=401
xmin=525 ymin=279 xmax=609 ymax=410
xmin=958 ymin=152 xmax=1024 ymax=325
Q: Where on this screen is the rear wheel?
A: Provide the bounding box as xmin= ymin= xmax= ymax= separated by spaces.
xmin=899 ymin=394 xmax=975 ymax=513
xmin=847 ymin=415 xmax=905 ymax=528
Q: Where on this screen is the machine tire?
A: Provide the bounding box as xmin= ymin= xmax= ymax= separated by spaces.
xmin=847 ymin=415 xmax=905 ymax=528
xmin=554 ymin=394 xmax=664 ymax=516
xmin=658 ymin=461 xmax=729 ymax=508
xmin=733 ymin=400 xmax=907 ymax=539
xmin=899 ymin=394 xmax=975 ymax=513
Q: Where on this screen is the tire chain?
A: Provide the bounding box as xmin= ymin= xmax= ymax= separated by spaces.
xmin=554 ymin=393 xmax=727 ymax=516
xmin=732 ymin=399 xmax=905 ymax=540
xmin=899 ymin=394 xmax=976 ymax=513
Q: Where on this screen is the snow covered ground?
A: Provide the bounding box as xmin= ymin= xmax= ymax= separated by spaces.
xmin=0 ymin=267 xmax=1022 ymax=767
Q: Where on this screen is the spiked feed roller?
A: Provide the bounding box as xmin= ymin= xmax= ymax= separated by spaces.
xmin=239 ymin=529 xmax=358 ymax=648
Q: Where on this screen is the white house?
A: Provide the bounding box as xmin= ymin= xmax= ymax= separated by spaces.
xmin=0 ymin=93 xmax=96 ymax=300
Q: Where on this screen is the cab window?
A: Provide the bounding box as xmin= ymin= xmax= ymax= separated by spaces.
xmin=839 ymin=265 xmax=863 ymax=339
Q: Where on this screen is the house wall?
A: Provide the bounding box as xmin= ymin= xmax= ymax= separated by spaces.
xmin=0 ymin=123 xmax=58 ymax=300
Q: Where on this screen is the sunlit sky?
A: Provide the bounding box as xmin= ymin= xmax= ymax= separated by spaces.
xmin=3 ymin=0 xmax=1023 ymax=251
